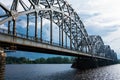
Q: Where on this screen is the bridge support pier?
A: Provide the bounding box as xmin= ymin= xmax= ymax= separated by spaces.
xmin=71 ymin=57 xmax=117 ymax=69
xmin=71 ymin=57 xmax=98 ymax=69
xmin=0 ymin=48 xmax=6 ymax=80
xmin=97 ymin=59 xmax=117 ymax=66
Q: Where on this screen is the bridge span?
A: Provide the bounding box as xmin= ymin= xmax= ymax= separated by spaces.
xmin=0 ymin=0 xmax=118 ymax=71
xmin=0 ymin=29 xmax=113 ymax=61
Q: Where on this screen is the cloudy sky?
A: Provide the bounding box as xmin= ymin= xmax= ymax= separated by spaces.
xmin=68 ymin=0 xmax=120 ymax=56
xmin=0 ymin=0 xmax=120 ymax=58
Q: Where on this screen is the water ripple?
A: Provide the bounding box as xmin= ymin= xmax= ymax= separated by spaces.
xmin=5 ymin=64 xmax=120 ymax=80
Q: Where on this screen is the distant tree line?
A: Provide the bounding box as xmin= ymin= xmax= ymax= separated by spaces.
xmin=6 ymin=57 xmax=73 ymax=64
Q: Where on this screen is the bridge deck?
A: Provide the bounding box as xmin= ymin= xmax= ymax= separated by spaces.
xmin=0 ymin=32 xmax=113 ymax=61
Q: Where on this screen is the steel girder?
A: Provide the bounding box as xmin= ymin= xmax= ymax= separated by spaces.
xmin=89 ymin=35 xmax=105 ymax=55
xmin=89 ymin=35 xmax=117 ymax=61
xmin=0 ymin=0 xmax=91 ymax=53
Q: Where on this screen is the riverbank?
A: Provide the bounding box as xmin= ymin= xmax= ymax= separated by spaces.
xmin=6 ymin=56 xmax=73 ymax=64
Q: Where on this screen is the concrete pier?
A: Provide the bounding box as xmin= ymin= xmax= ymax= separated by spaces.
xmin=0 ymin=48 xmax=6 ymax=80
xmin=72 ymin=57 xmax=98 ymax=69
xmin=71 ymin=57 xmax=117 ymax=69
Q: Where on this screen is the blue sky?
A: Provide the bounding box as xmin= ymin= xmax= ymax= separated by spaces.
xmin=68 ymin=0 xmax=120 ymax=57
xmin=1 ymin=0 xmax=120 ymax=59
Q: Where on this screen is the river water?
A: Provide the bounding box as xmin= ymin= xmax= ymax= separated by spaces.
xmin=5 ymin=64 xmax=120 ymax=80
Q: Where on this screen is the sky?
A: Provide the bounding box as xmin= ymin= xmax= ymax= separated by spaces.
xmin=0 ymin=0 xmax=120 ymax=58
xmin=68 ymin=0 xmax=120 ymax=58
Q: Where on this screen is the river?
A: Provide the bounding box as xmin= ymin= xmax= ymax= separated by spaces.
xmin=5 ymin=64 xmax=120 ymax=80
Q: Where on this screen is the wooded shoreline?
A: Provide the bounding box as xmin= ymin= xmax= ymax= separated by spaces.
xmin=6 ymin=56 xmax=73 ymax=64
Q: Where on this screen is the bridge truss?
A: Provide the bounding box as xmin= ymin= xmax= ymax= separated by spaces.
xmin=0 ymin=0 xmax=118 ymax=61
xmin=0 ymin=0 xmax=91 ymax=53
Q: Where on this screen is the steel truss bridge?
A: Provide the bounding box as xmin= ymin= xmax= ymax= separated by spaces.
xmin=0 ymin=0 xmax=118 ymax=68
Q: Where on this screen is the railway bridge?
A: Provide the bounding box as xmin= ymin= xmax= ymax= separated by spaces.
xmin=0 ymin=0 xmax=118 ymax=73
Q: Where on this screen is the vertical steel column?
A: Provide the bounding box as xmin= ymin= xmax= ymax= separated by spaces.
xmin=85 ymin=46 xmax=87 ymax=53
xmin=81 ymin=38 xmax=84 ymax=52
xmin=35 ymin=12 xmax=38 ymax=40
xmin=76 ymin=26 xmax=78 ymax=50
xmin=65 ymin=33 xmax=67 ymax=48
xmin=40 ymin=16 xmax=43 ymax=42
xmin=88 ymin=38 xmax=92 ymax=54
xmin=8 ymin=21 xmax=11 ymax=34
xmin=13 ymin=19 xmax=16 ymax=36
xmin=62 ymin=14 xmax=64 ymax=47
xmin=50 ymin=11 xmax=53 ymax=44
xmin=89 ymin=44 xmax=92 ymax=54
xmin=86 ymin=46 xmax=88 ymax=53
xmin=26 ymin=14 xmax=29 ymax=38
xmin=59 ymin=27 xmax=61 ymax=46
xmin=87 ymin=46 xmax=89 ymax=53
xmin=70 ymin=19 xmax=72 ymax=49
xmin=65 ymin=23 xmax=67 ymax=48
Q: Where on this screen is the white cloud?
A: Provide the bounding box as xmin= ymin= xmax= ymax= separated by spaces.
xmin=103 ymin=28 xmax=120 ymax=48
xmin=0 ymin=0 xmax=13 ymax=9
xmin=68 ymin=0 xmax=120 ymax=55
xmin=0 ymin=24 xmax=7 ymax=30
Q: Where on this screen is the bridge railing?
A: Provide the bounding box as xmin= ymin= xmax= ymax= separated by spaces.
xmin=0 ymin=28 xmax=73 ymax=51
xmin=0 ymin=28 xmax=8 ymax=34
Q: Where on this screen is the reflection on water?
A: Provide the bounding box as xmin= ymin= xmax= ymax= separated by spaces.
xmin=5 ymin=64 xmax=120 ymax=80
